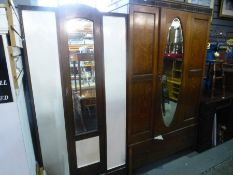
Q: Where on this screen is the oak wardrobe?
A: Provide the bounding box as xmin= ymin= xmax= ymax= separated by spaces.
xmin=111 ymin=1 xmax=211 ymax=173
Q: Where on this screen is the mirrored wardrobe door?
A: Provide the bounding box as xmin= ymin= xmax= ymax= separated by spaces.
xmin=57 ymin=5 xmax=106 ymax=175
xmin=161 ymin=17 xmax=184 ymax=127
xmin=66 ymin=18 xmax=97 ymax=135
xmin=155 ymin=8 xmax=190 ymax=135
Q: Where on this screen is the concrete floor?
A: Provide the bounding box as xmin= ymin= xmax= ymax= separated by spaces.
xmin=136 ymin=139 xmax=233 ymax=175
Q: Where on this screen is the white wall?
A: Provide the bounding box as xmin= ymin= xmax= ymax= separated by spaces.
xmin=16 ymin=84 xmax=37 ymax=175
xmin=0 ymin=8 xmax=8 ymax=33
xmin=22 ymin=10 xmax=69 ymax=175
xmin=103 ymin=15 xmax=126 ymax=170
xmin=0 ymin=102 xmax=31 ymax=175
xmin=0 ymin=35 xmax=35 ymax=175
xmin=0 ymin=0 xmax=32 ymax=5
xmin=107 ymin=0 xmax=129 ymax=13
xmin=14 ymin=0 xmax=31 ymax=5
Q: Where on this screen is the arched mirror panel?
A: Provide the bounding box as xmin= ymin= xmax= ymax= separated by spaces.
xmin=66 ymin=18 xmax=97 ymax=135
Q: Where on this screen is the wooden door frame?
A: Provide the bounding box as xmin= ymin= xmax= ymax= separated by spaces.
xmin=57 ymin=4 xmax=107 ymax=175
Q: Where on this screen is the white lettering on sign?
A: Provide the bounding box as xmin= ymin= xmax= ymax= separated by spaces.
xmin=0 ymin=95 xmax=8 ymax=101
xmin=0 ymin=80 xmax=7 ymax=86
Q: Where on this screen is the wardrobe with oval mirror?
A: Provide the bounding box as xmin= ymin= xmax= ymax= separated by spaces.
xmin=125 ymin=4 xmax=211 ymax=173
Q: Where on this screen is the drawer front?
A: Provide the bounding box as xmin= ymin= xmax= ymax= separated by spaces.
xmin=129 ymin=124 xmax=197 ymax=170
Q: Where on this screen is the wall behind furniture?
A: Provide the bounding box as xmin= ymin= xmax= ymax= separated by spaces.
xmin=0 ymin=4 xmax=36 ymax=175
xmin=0 ymin=102 xmax=32 ymax=175
xmin=0 ymin=0 xmax=32 ymax=5
xmin=210 ymin=0 xmax=233 ymax=41
xmin=15 ymin=0 xmax=31 ymax=5
xmin=0 ymin=35 xmax=35 ymax=175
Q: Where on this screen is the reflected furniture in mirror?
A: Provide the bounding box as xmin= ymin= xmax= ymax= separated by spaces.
xmin=67 ymin=19 xmax=97 ymax=134
xmin=58 ymin=5 xmax=106 ymax=175
xmin=161 ymin=17 xmax=184 ymax=127
xmin=111 ymin=1 xmax=212 ymax=174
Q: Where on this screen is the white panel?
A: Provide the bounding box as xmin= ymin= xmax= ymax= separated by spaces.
xmin=22 ymin=10 xmax=69 ymax=175
xmin=76 ymin=136 xmax=100 ymax=168
xmin=103 ymin=16 xmax=126 ymax=170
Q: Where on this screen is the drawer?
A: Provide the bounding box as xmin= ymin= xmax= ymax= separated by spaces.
xmin=129 ymin=124 xmax=197 ymax=170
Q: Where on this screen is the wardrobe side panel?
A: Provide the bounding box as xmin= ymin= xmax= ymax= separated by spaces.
xmin=22 ymin=10 xmax=69 ymax=175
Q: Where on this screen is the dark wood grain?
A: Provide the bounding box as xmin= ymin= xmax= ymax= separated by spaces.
xmin=128 ymin=5 xmax=159 ymax=145
xmin=126 ymin=5 xmax=211 ymax=173
xmin=129 ymin=80 xmax=153 ymax=144
xmin=132 ymin=12 xmax=154 ymax=75
xmin=182 ymin=13 xmax=211 ymax=121
xmin=105 ymin=165 xmax=127 ymax=175
xmin=130 ymin=124 xmax=197 ymax=172
xmin=109 ymin=0 xmax=213 ymax=15
xmin=188 ymin=14 xmax=210 ymax=69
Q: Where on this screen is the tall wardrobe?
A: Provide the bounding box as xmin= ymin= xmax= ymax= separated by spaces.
xmin=19 ymin=1 xmax=212 ymax=175
xmin=112 ymin=0 xmax=212 ymax=173
xmin=20 ymin=4 xmax=127 ymax=175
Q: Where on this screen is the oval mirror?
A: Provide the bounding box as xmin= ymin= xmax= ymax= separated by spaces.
xmin=161 ymin=18 xmax=183 ymax=127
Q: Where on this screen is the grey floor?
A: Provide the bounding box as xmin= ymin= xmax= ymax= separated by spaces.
xmin=136 ymin=139 xmax=233 ymax=175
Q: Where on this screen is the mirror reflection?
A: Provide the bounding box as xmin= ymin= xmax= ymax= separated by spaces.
xmin=161 ymin=18 xmax=183 ymax=127
xmin=66 ymin=18 xmax=97 ymax=135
